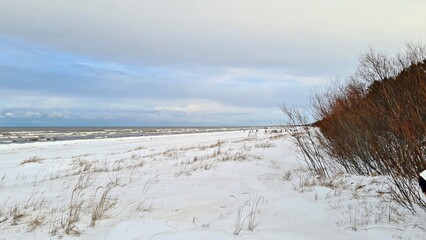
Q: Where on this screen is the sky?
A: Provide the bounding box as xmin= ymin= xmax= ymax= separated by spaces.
xmin=0 ymin=0 xmax=425 ymax=126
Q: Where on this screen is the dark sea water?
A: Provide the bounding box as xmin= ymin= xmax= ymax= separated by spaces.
xmin=0 ymin=127 xmax=254 ymax=144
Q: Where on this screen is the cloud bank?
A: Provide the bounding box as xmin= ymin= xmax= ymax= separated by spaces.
xmin=0 ymin=0 xmax=425 ymax=125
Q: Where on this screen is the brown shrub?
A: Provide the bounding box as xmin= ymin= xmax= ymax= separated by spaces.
xmin=284 ymin=44 xmax=426 ymax=212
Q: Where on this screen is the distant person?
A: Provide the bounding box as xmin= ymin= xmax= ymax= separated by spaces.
xmin=420 ymin=170 xmax=426 ymax=196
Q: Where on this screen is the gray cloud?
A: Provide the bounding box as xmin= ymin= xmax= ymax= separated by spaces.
xmin=1 ymin=1 xmax=425 ymax=126
xmin=1 ymin=0 xmax=425 ymax=75
xmin=0 ymin=104 xmax=280 ymax=126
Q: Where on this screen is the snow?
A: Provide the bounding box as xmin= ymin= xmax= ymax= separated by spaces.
xmin=0 ymin=130 xmax=424 ymax=239
xmin=421 ymin=170 xmax=426 ymax=181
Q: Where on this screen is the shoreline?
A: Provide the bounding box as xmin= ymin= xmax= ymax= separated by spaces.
xmin=0 ymin=126 xmax=265 ymax=145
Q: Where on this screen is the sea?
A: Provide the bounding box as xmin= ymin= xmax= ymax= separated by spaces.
xmin=0 ymin=127 xmax=257 ymax=144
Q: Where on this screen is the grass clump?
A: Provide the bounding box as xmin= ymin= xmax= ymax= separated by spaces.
xmin=20 ymin=156 xmax=43 ymax=165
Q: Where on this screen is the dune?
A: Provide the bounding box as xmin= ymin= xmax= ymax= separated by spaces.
xmin=0 ymin=130 xmax=423 ymax=239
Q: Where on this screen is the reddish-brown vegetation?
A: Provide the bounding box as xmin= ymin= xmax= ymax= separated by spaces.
xmin=284 ymin=44 xmax=426 ymax=212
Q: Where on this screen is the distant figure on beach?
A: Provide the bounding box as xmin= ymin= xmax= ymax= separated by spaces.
xmin=419 ymin=170 xmax=426 ymax=196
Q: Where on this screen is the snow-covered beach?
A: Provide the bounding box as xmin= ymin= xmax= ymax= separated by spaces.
xmin=0 ymin=130 xmax=424 ymax=239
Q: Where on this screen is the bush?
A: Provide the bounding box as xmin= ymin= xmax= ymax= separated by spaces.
xmin=283 ymin=44 xmax=426 ymax=213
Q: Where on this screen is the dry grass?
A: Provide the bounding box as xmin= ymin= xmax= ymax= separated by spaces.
xmin=286 ymin=166 xmax=412 ymax=232
xmin=127 ymin=146 xmax=147 ymax=153
xmin=1 ymin=133 xmax=283 ymax=237
xmin=133 ymin=175 xmax=160 ymax=212
xmin=254 ymin=141 xmax=276 ymax=148
xmin=90 ymin=182 xmax=118 ymax=227
xmin=20 ymin=156 xmax=43 ymax=165
xmin=233 ymin=194 xmax=264 ymax=235
xmin=64 ymin=174 xmax=92 ymax=236
xmin=199 ymin=140 xmax=224 ymax=151
xmin=221 ymin=151 xmax=262 ymax=162
xmin=247 ymin=194 xmax=264 ymax=231
xmin=268 ymin=134 xmax=286 ymax=140
xmin=281 ymin=170 xmax=292 ymax=181
xmin=28 ymin=215 xmax=44 ymax=231
xmin=232 ymin=137 xmax=255 ymax=143
xmin=11 ymin=205 xmax=26 ymax=225
xmin=0 ymin=174 xmax=6 ymax=189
